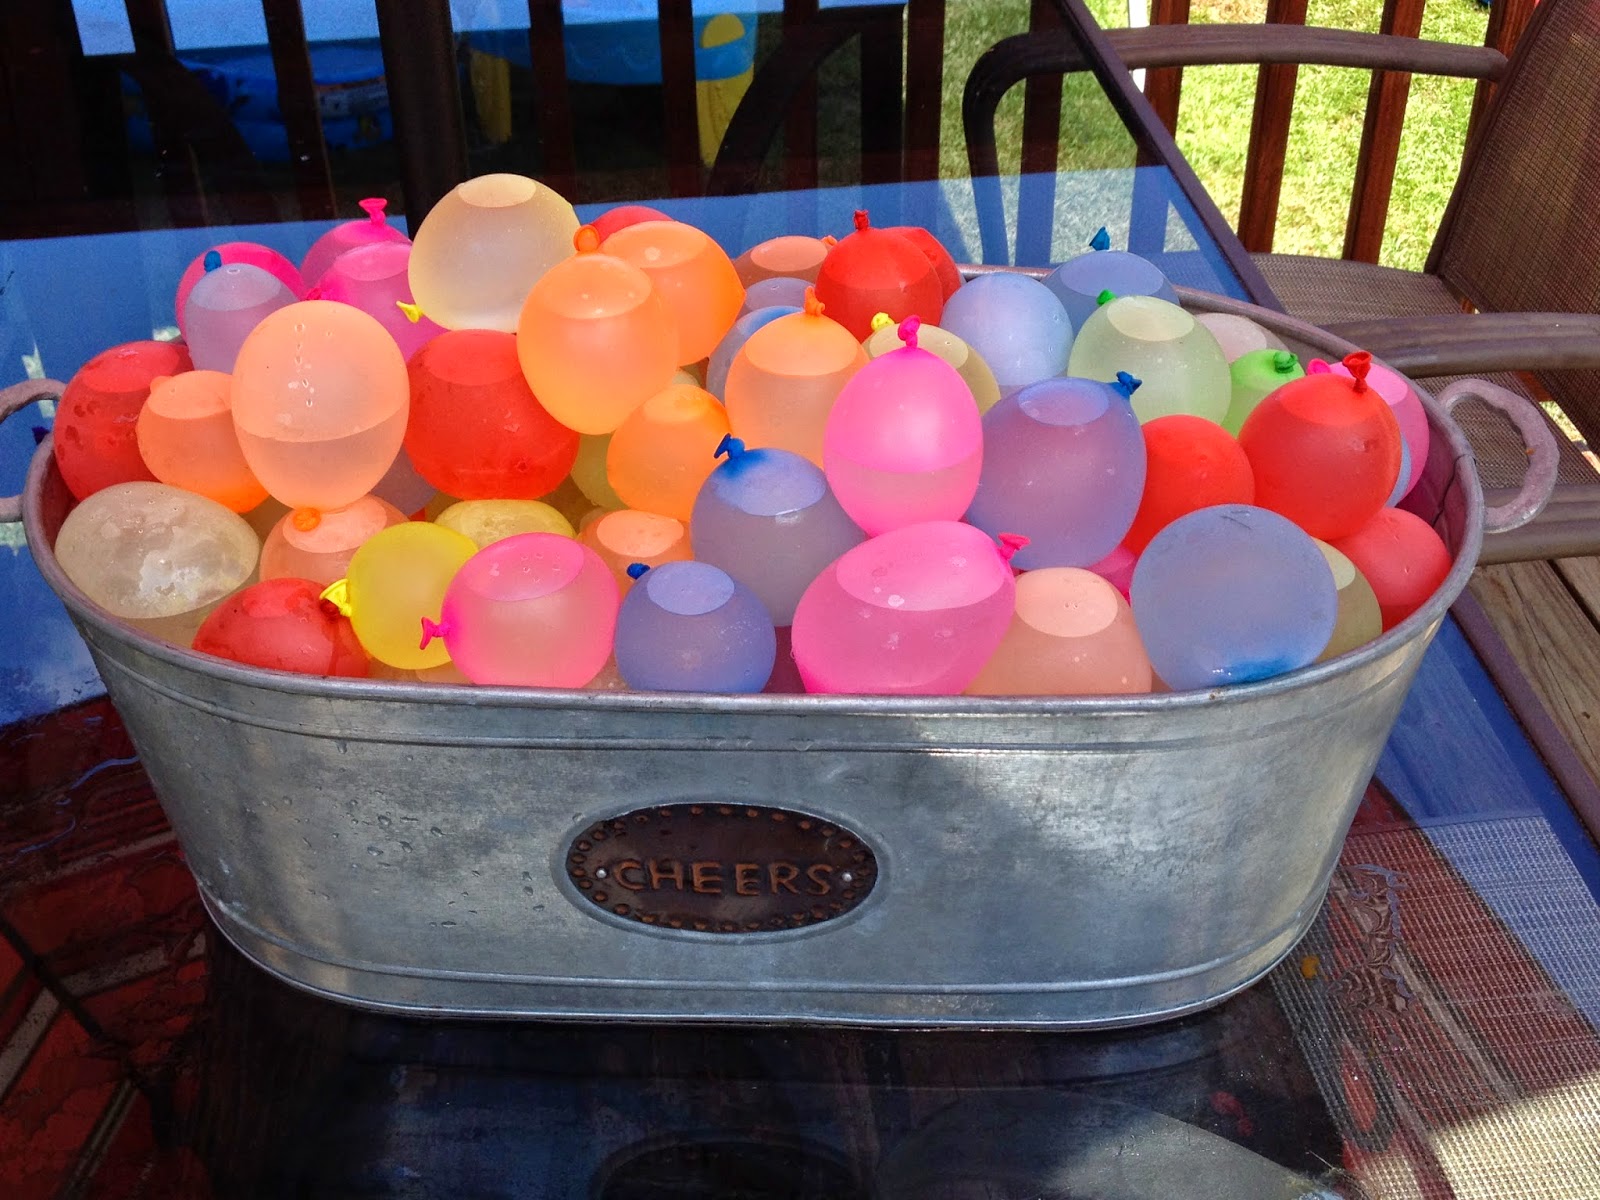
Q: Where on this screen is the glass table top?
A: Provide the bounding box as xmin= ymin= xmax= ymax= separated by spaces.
xmin=3 ymin=6 xmax=1599 ymax=1188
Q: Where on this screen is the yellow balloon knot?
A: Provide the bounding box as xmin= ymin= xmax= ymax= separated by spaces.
xmin=291 ymin=506 xmax=323 ymax=532
xmin=869 ymin=312 xmax=894 ymax=333
xmin=396 ymin=300 xmax=424 ymax=324
xmin=320 ymin=579 xmax=353 ymax=618
xmin=574 ymin=224 xmax=602 ymax=254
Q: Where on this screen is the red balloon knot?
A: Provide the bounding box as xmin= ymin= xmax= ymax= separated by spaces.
xmin=852 ymin=209 xmax=870 ymax=233
xmin=1343 ymin=350 xmax=1373 ymax=392
xmin=803 ymin=287 xmax=825 ymax=318
xmin=897 ymin=315 xmax=921 ymax=349
xmin=997 ymin=532 xmax=1031 ymax=563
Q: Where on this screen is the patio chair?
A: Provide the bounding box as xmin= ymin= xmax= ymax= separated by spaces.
xmin=962 ymin=0 xmax=1600 ymax=556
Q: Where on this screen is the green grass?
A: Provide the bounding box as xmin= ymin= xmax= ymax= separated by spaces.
xmin=938 ymin=0 xmax=1490 ymax=270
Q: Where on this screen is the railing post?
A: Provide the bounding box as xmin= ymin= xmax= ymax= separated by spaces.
xmin=1470 ymin=0 xmax=1536 ymax=140
xmin=1237 ymin=0 xmax=1308 ymax=253
xmin=1142 ymin=0 xmax=1190 ymax=135
xmin=1341 ymin=0 xmax=1425 ymax=263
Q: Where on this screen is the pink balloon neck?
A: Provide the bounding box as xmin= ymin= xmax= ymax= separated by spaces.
xmin=359 ymin=197 xmax=388 ymax=226
xmin=419 ymin=616 xmax=449 ymax=650
xmin=898 ymin=315 xmax=921 ymax=349
xmin=997 ymin=532 xmax=1030 ymax=563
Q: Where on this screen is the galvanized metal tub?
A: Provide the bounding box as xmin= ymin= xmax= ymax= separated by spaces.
xmin=14 ymin=291 xmax=1555 ymax=1028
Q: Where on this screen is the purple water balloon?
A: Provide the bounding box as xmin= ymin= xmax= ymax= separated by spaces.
xmin=741 ymin=276 xmax=812 ymax=318
xmin=965 ymin=372 xmax=1147 ymax=569
xmin=182 ymin=259 xmax=298 ymax=372
xmin=1043 ymin=226 xmax=1179 ymax=332
xmin=690 ymin=436 xmax=865 ymax=625
xmin=1130 ymin=504 xmax=1337 ymax=691
xmin=705 ymin=305 xmax=800 ymax=402
xmin=614 ymin=561 xmax=776 ymax=692
xmin=939 ymin=271 xmax=1074 ymax=394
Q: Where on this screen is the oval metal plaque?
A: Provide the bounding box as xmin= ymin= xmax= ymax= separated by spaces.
xmin=566 ymin=804 xmax=878 ymax=933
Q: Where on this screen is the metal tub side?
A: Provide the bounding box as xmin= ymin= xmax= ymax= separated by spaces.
xmin=20 ymin=296 xmax=1491 ymax=1027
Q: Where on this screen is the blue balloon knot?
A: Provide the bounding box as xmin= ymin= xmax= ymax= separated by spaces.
xmin=715 ymin=434 xmax=745 ymax=461
xmin=1113 ymin=371 xmax=1143 ymax=398
xmin=1090 ymin=227 xmax=1112 ymax=252
xmin=626 ymin=562 xmax=651 ymax=580
xmin=203 ymin=249 xmax=222 ymax=272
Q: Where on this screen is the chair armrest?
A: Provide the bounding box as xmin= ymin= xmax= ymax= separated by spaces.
xmin=1324 ymin=313 xmax=1600 ymax=377
xmin=1103 ymin=24 xmax=1509 ymax=80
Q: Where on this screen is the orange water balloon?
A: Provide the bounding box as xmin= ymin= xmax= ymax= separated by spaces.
xmin=231 ymin=300 xmax=409 ymax=514
xmin=606 ymin=384 xmax=730 ymax=520
xmin=259 ymin=494 xmax=408 ymax=585
xmin=516 ymin=226 xmax=678 ymax=435
xmin=723 ymin=290 xmax=867 ymax=466
xmin=602 ymin=220 xmax=743 ymax=364
xmin=136 ymin=370 xmax=268 ymax=512
xmin=578 ymin=508 xmax=691 ymax=591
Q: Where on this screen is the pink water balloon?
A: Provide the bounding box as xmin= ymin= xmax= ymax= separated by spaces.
xmin=423 ymin=533 xmax=619 ymax=687
xmin=311 ymin=240 xmax=445 ymax=361
xmin=300 ymin=197 xmax=411 ymax=288
xmin=791 ymin=521 xmax=1021 ymax=695
xmin=822 ymin=317 xmax=983 ymax=535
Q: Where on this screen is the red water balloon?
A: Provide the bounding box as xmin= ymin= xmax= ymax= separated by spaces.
xmin=1331 ymin=507 xmax=1452 ymax=630
xmin=193 ymin=577 xmax=370 ymax=677
xmin=1124 ymin=415 xmax=1254 ymax=554
xmin=885 ymin=224 xmax=962 ymax=300
xmin=406 ymin=329 xmax=580 ymax=499
xmin=588 ymin=204 xmax=672 ymax=241
xmin=812 ymin=211 xmax=944 ymax=341
xmin=1237 ymin=351 xmax=1402 ymax=541
xmin=54 ymin=340 xmax=193 ymax=500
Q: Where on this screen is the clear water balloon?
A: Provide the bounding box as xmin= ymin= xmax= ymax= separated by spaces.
xmin=408 ymin=173 xmax=579 ymax=331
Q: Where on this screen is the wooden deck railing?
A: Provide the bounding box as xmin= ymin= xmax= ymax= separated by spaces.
xmin=1107 ymin=0 xmax=1540 ymax=261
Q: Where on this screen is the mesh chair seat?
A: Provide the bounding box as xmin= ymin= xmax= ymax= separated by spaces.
xmin=1253 ymin=254 xmax=1466 ymax=327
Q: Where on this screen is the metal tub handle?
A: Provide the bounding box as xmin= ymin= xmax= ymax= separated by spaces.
xmin=1437 ymin=376 xmax=1559 ymax=534
xmin=0 ymin=380 xmax=66 ymax=525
